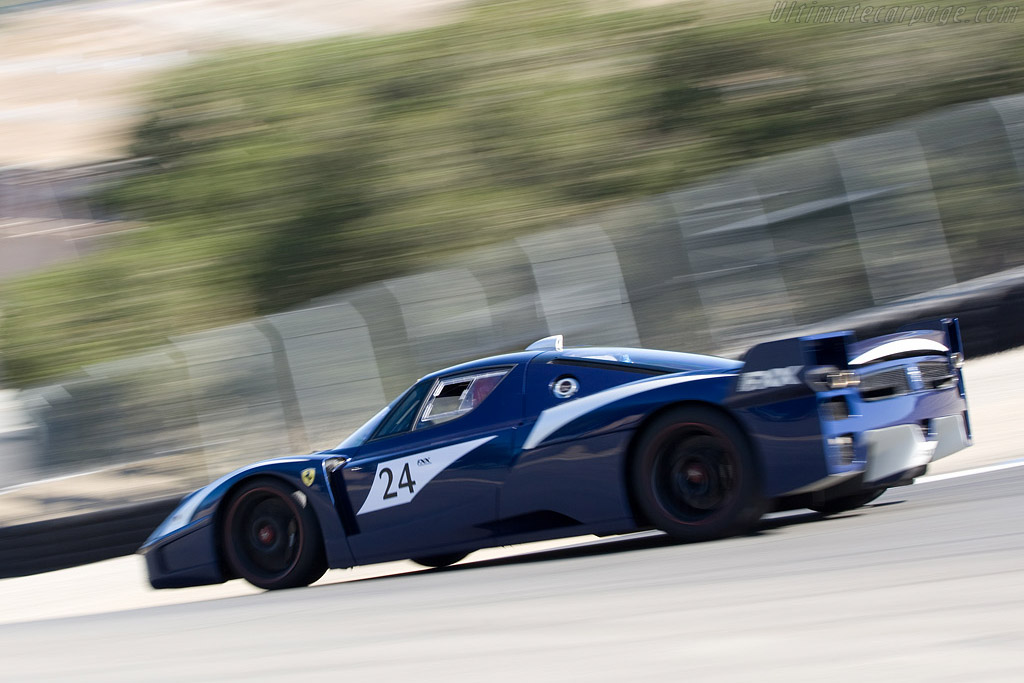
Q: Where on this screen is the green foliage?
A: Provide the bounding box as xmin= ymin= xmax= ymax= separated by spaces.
xmin=3 ymin=0 xmax=1024 ymax=385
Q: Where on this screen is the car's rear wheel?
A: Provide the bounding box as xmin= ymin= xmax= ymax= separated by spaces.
xmin=808 ymin=488 xmax=887 ymax=515
xmin=222 ymin=478 xmax=327 ymax=590
xmin=631 ymin=406 xmax=764 ymax=542
xmin=412 ymin=552 xmax=468 ymax=568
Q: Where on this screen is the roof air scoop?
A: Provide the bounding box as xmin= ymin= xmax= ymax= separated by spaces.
xmin=526 ymin=335 xmax=563 ymax=352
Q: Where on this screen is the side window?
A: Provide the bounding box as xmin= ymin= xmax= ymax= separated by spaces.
xmin=417 ymin=369 xmax=509 ymax=428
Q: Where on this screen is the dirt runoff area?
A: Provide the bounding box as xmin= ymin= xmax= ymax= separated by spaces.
xmin=0 ymin=0 xmax=464 ymax=168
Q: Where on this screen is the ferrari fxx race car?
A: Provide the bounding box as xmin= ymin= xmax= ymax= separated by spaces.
xmin=141 ymin=319 xmax=970 ymax=589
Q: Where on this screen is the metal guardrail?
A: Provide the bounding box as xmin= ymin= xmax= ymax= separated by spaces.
xmin=3 ymin=95 xmax=1024 ymax=494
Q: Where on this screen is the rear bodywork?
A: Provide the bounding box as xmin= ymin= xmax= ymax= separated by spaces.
xmin=726 ymin=318 xmax=969 ymax=508
xmin=140 ymin=320 xmax=970 ymax=588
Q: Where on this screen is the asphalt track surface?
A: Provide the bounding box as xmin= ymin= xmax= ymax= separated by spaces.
xmin=0 ymin=464 xmax=1021 ymax=681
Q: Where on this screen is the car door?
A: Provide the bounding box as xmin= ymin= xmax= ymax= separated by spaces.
xmin=339 ymin=364 xmax=524 ymax=564
xmin=498 ymin=352 xmax=664 ymax=526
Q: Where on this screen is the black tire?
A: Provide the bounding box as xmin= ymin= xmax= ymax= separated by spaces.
xmin=222 ymin=478 xmax=328 ymax=590
xmin=809 ymin=488 xmax=887 ymax=515
xmin=412 ymin=552 xmax=469 ymax=568
xmin=630 ymin=406 xmax=765 ymax=542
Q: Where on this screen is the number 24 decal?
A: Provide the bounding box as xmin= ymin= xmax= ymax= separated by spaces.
xmin=356 ymin=436 xmax=496 ymax=515
xmin=378 ymin=463 xmax=417 ymax=498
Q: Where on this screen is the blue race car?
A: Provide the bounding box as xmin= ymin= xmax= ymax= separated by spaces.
xmin=140 ymin=319 xmax=971 ymax=589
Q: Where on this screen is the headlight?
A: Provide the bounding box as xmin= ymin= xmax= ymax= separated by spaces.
xmin=151 ymin=490 xmax=206 ymax=539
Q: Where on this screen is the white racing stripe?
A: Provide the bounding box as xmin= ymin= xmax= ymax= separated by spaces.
xmin=522 ymin=373 xmax=729 ymax=450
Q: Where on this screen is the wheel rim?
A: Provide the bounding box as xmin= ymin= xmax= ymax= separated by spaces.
xmin=651 ymin=424 xmax=740 ymax=524
xmin=228 ymin=488 xmax=303 ymax=579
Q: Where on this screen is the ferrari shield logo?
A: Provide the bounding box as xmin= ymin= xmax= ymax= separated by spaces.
xmin=300 ymin=468 xmax=316 ymax=487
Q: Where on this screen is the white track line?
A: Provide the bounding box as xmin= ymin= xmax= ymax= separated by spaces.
xmin=915 ymin=458 xmax=1024 ymax=484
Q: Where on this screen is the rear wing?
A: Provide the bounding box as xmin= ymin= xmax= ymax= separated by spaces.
xmin=893 ymin=317 xmax=964 ymax=367
xmin=733 ymin=318 xmax=963 ymax=396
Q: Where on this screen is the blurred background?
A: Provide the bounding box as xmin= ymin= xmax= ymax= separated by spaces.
xmin=1 ymin=0 xmax=1023 ymax=523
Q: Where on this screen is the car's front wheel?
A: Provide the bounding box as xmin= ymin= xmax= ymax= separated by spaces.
xmin=631 ymin=406 xmax=765 ymax=543
xmin=222 ymin=478 xmax=327 ymax=590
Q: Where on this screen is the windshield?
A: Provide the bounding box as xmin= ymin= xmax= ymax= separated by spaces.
xmin=334 ymin=396 xmax=399 ymax=449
